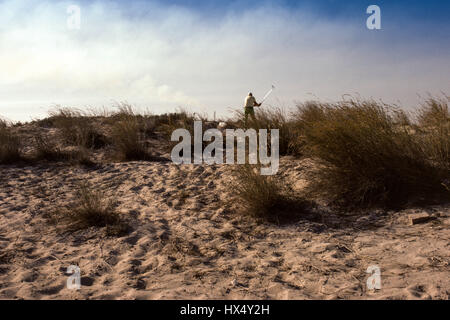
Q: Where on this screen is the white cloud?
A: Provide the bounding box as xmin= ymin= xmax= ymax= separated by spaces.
xmin=0 ymin=0 xmax=449 ymax=121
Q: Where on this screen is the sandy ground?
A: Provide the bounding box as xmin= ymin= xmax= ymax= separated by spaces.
xmin=0 ymin=159 xmax=449 ymax=300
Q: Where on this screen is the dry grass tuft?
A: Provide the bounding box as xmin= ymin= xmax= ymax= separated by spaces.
xmin=33 ymin=135 xmax=70 ymax=161
xmin=0 ymin=119 xmax=22 ymax=164
xmin=230 ymin=164 xmax=313 ymax=222
xmin=417 ymin=96 xmax=450 ymax=127
xmin=416 ymin=96 xmax=450 ymax=170
xmin=49 ymin=107 xmax=108 ymax=149
xmin=111 ymin=111 xmax=152 ymax=161
xmin=32 ymin=135 xmax=95 ymax=166
xmin=112 ymin=103 xmax=157 ymax=136
xmin=296 ymin=98 xmax=448 ymax=208
xmin=48 ymin=183 xmax=129 ymax=236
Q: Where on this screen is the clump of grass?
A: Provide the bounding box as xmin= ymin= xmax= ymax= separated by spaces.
xmin=33 ymin=135 xmax=69 ymax=161
xmin=417 ymin=96 xmax=450 ymax=127
xmin=49 ymin=183 xmax=129 ymax=236
xmin=109 ymin=103 xmax=168 ymax=161
xmin=111 ymin=113 xmax=152 ymax=161
xmin=416 ymin=96 xmax=450 ymax=170
xmin=230 ymin=164 xmax=312 ymax=222
xmin=49 ymin=107 xmax=108 ymax=149
xmin=296 ymin=98 xmax=448 ymax=208
xmin=0 ymin=119 xmax=22 ymax=164
xmin=32 ymin=135 xmax=95 ymax=166
xmin=110 ymin=103 xmax=157 ymax=137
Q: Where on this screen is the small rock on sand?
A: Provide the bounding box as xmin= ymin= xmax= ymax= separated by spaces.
xmin=409 ymin=213 xmax=435 ymax=225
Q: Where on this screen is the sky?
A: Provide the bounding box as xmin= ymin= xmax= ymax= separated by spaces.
xmin=0 ymin=0 xmax=449 ymax=121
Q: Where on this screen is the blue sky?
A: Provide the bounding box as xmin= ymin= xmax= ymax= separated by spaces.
xmin=119 ymin=0 xmax=450 ymax=23
xmin=0 ymin=0 xmax=449 ymax=121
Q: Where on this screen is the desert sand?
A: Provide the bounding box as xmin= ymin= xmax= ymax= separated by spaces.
xmin=0 ymin=156 xmax=449 ymax=300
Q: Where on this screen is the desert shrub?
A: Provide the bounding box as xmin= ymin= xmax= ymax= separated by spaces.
xmin=0 ymin=120 xmax=22 ymax=164
xmin=230 ymin=164 xmax=312 ymax=222
xmin=48 ymin=183 xmax=129 ymax=236
xmin=296 ymin=99 xmax=448 ymax=208
xmin=49 ymin=107 xmax=108 ymax=149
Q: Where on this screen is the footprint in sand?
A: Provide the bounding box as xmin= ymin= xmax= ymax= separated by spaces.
xmin=406 ymin=284 xmax=431 ymax=299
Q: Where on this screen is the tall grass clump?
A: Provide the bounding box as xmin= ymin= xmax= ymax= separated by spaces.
xmin=110 ymin=103 xmax=157 ymax=138
xmin=417 ymin=96 xmax=450 ymax=127
xmin=416 ymin=96 xmax=450 ymax=170
xmin=296 ymin=98 xmax=448 ymax=208
xmin=49 ymin=107 xmax=108 ymax=149
xmin=48 ymin=183 xmax=129 ymax=236
xmin=230 ymin=165 xmax=312 ymax=222
xmin=111 ymin=105 xmax=154 ymax=161
xmin=0 ymin=119 xmax=22 ymax=164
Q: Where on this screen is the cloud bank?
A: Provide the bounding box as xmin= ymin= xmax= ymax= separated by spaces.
xmin=0 ymin=0 xmax=449 ymax=121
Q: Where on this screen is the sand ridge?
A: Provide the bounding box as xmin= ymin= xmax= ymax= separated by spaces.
xmin=0 ymin=159 xmax=449 ymax=300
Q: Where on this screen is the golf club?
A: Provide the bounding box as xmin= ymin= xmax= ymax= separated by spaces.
xmin=260 ymin=85 xmax=276 ymax=104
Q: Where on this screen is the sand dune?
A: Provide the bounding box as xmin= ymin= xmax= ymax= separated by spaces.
xmin=0 ymin=159 xmax=448 ymax=300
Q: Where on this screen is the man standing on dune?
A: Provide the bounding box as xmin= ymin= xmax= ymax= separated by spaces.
xmin=244 ymin=92 xmax=261 ymax=127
